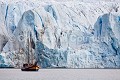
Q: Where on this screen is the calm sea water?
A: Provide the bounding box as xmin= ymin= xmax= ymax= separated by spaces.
xmin=0 ymin=69 xmax=120 ymax=80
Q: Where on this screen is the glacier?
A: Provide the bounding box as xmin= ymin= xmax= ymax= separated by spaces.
xmin=0 ymin=0 xmax=120 ymax=68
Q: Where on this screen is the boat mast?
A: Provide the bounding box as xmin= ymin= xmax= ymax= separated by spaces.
xmin=27 ymin=31 xmax=30 ymax=64
xmin=30 ymin=32 xmax=33 ymax=64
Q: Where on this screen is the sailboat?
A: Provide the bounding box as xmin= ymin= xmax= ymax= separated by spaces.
xmin=21 ymin=31 xmax=39 ymax=71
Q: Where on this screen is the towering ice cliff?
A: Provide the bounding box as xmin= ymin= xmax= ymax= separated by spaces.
xmin=0 ymin=1 xmax=120 ymax=68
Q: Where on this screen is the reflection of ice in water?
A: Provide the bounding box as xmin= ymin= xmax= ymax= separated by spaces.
xmin=0 ymin=69 xmax=120 ymax=80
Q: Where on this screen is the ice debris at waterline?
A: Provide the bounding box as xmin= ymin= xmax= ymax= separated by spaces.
xmin=0 ymin=1 xmax=120 ymax=68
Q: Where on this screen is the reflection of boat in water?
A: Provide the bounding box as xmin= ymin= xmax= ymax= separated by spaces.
xmin=21 ymin=31 xmax=39 ymax=71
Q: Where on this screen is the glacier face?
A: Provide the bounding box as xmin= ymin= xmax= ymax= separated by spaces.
xmin=0 ymin=1 xmax=120 ymax=68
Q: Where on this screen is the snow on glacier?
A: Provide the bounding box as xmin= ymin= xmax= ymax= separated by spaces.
xmin=0 ymin=1 xmax=120 ymax=68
